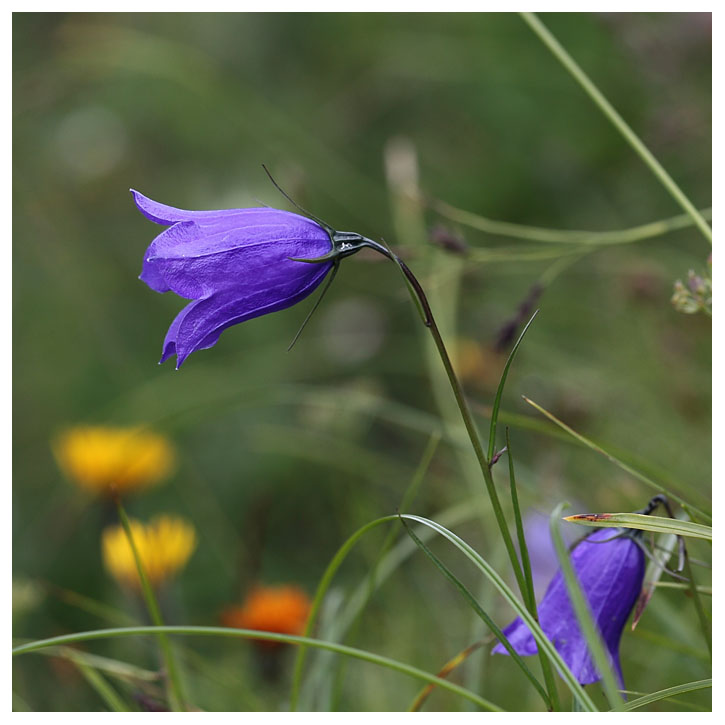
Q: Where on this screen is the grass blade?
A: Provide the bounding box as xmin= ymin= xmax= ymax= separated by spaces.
xmin=12 ymin=626 xmax=502 ymax=711
xmin=506 ymin=429 xmax=560 ymax=710
xmin=549 ymin=503 xmax=623 ymax=708
xmin=522 ymin=396 xmax=711 ymax=523
xmin=69 ymin=655 xmax=130 ymax=712
xmin=487 ymin=310 xmax=538 ymax=461
xmin=564 ymin=513 xmax=712 ymax=541
xmin=430 ymin=197 xmax=711 ymax=245
xmin=519 ymin=12 xmax=711 ymax=245
xmin=400 ymin=516 xmax=551 ymax=708
xmin=289 ymin=514 xmax=399 ymax=710
xmin=397 ymin=514 xmax=598 ymax=711
xmin=612 ymin=679 xmax=711 ymax=712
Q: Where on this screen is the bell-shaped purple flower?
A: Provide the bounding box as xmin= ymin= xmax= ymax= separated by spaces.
xmin=493 ymin=527 xmax=645 ymax=687
xmin=133 ymin=191 xmax=334 ymax=368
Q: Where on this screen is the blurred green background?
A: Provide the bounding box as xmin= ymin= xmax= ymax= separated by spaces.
xmin=13 ymin=12 xmax=711 ymax=711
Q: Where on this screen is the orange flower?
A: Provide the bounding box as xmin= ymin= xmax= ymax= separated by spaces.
xmin=221 ymin=585 xmax=312 ymax=648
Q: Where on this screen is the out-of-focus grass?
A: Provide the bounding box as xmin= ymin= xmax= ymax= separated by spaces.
xmin=13 ymin=12 xmax=710 ymax=711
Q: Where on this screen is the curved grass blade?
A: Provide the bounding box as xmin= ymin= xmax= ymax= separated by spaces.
xmin=400 ymin=515 xmax=551 ymax=707
xmin=290 ymin=514 xmax=399 ymax=710
xmin=293 ymin=434 xmax=440 ymax=711
xmin=41 ymin=646 xmax=160 ymax=685
xmin=430 ymin=197 xmax=711 ymax=246
xmin=549 ymin=503 xmax=623 ymax=708
xmin=612 ymin=679 xmax=711 ymax=712
xmin=12 ymin=626 xmax=502 ymax=712
xmin=651 ymin=582 xmax=711 ymax=595
xmin=114 ymin=498 xmax=185 ymax=711
xmin=487 ymin=310 xmax=538 ymax=461
xmin=302 ymin=499 xmax=486 ymax=703
xmin=69 ymin=654 xmax=130 ymax=712
xmin=507 ymin=429 xmax=560 ymax=710
xmin=519 ymin=12 xmax=711 ymax=245
xmin=522 ymin=396 xmax=711 ymax=523
xmin=564 ymin=513 xmax=712 ymax=542
xmin=398 ymin=514 xmax=597 ymax=711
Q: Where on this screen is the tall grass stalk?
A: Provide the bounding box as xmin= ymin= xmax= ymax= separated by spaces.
xmin=520 ymin=12 xmax=711 ymax=245
xmin=113 ymin=498 xmax=186 ymax=711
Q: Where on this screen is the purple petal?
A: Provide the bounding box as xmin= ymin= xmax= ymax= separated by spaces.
xmin=493 ymin=527 xmax=644 ymax=687
xmin=162 ymin=261 xmax=332 ymax=368
xmin=131 ymin=190 xmax=321 ymax=230
xmin=141 ymin=215 xmax=332 ymax=300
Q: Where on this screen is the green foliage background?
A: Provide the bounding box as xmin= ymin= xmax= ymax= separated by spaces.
xmin=13 ymin=12 xmax=711 ymax=711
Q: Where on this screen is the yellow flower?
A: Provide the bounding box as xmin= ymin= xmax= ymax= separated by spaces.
xmin=221 ymin=585 xmax=312 ymax=648
xmin=102 ymin=515 xmax=196 ymax=589
xmin=54 ymin=426 xmax=174 ymax=496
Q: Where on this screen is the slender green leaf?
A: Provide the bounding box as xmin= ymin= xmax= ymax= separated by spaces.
xmin=400 ymin=516 xmax=551 ymax=707
xmin=398 ymin=514 xmax=598 ymax=711
xmin=290 ymin=514 xmax=399 ymax=711
xmin=613 ymin=679 xmax=711 ymax=712
xmin=114 ymin=499 xmax=185 ymax=711
xmin=70 ymin=656 xmax=130 ymax=712
xmin=430 ymin=196 xmax=711 ymax=245
xmin=549 ymin=504 xmax=623 ymax=708
xmin=12 ymin=626 xmax=501 ymax=711
xmin=487 ymin=310 xmax=538 ymax=461
xmin=507 ymin=429 xmax=560 ymax=710
xmin=522 ymin=396 xmax=711 ymax=522
xmin=565 ymin=513 xmax=712 ymax=541
xmin=520 ymin=12 xmax=711 ymax=244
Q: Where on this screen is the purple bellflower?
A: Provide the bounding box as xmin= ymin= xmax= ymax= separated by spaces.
xmin=134 ymin=188 xmax=386 ymax=368
xmin=493 ymin=526 xmax=645 ymax=687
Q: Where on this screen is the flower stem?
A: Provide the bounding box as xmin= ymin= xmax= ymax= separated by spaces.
xmin=519 ymin=12 xmax=711 ymax=245
xmin=113 ymin=497 xmax=186 ymax=711
xmin=386 ymin=253 xmax=528 ymax=604
xmin=506 ymin=428 xmax=560 ymax=710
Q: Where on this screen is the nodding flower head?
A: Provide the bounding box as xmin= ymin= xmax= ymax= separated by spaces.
xmin=134 ymin=190 xmax=339 ymax=368
xmin=493 ymin=526 xmax=645 ymax=687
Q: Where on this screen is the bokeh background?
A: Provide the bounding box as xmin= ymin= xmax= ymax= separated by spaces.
xmin=13 ymin=12 xmax=711 ymax=712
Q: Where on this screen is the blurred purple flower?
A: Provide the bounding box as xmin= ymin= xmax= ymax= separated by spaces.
xmin=133 ymin=190 xmax=334 ymax=368
xmin=494 ymin=527 xmax=645 ymax=687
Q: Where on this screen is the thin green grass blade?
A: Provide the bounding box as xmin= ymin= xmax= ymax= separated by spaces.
xmin=298 ymin=499 xmax=486 ymax=709
xmin=40 ymin=646 xmax=159 ymax=685
xmin=430 ymin=197 xmax=711 ymax=245
xmin=114 ymin=499 xmax=185 ymax=711
xmin=49 ymin=585 xmax=139 ymax=627
xmin=549 ymin=504 xmax=623 ymax=707
xmin=12 ymin=626 xmax=502 ymax=711
xmin=398 ymin=514 xmax=597 ymax=711
xmin=613 ymin=679 xmax=711 ymax=712
xmin=324 ymin=433 xmax=440 ymax=712
xmin=506 ymin=429 xmax=560 ymax=710
xmin=290 ymin=514 xmax=399 ymax=710
xmin=519 ymin=12 xmax=711 ymax=245
xmin=70 ymin=655 xmax=130 ymax=712
xmin=564 ymin=513 xmax=711 ymax=541
xmin=651 ymin=582 xmax=711 ymax=595
xmin=400 ymin=516 xmax=551 ymax=708
xmin=522 ymin=396 xmax=711 ymax=523
xmin=681 ymin=551 xmax=712 ymax=655
xmin=487 ymin=310 xmax=538 ymax=461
